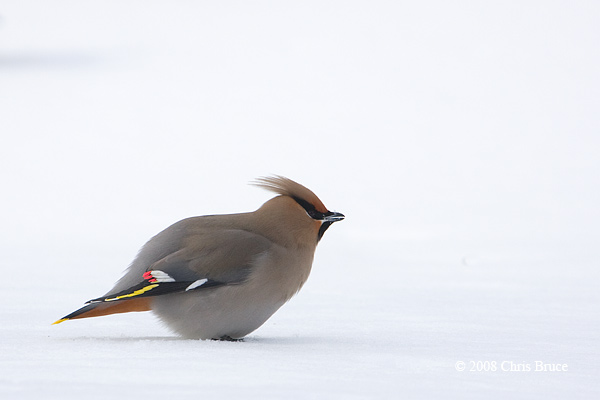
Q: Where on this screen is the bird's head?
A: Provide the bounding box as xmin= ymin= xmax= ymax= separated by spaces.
xmin=252 ymin=175 xmax=345 ymax=244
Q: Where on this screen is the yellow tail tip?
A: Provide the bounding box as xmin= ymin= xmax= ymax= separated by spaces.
xmin=52 ymin=318 xmax=68 ymax=325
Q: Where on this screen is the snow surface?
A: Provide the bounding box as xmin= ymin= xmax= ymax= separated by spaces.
xmin=1 ymin=1 xmax=599 ymax=398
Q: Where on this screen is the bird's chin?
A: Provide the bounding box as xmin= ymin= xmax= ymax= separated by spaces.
xmin=317 ymin=221 xmax=333 ymax=242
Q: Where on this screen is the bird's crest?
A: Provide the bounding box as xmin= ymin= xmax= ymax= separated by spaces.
xmin=252 ymin=175 xmax=328 ymax=213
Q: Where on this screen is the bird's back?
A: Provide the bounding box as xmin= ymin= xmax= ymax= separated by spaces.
xmin=110 ymin=211 xmax=316 ymax=339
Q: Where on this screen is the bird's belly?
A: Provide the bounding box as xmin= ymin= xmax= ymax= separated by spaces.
xmin=151 ymin=285 xmax=286 ymax=340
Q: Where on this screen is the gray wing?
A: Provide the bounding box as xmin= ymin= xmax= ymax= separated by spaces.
xmin=93 ymin=216 xmax=272 ymax=303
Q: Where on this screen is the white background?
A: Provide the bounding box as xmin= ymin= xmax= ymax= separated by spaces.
xmin=1 ymin=1 xmax=598 ymax=398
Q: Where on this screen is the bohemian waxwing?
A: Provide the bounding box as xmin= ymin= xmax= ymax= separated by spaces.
xmin=54 ymin=176 xmax=344 ymax=340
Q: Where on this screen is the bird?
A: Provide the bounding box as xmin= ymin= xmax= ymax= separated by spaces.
xmin=53 ymin=176 xmax=344 ymax=340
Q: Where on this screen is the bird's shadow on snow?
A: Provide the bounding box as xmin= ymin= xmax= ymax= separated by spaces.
xmin=57 ymin=334 xmax=353 ymax=346
xmin=62 ymin=335 xmax=188 ymax=342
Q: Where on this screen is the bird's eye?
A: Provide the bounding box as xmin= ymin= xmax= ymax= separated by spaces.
xmin=293 ymin=196 xmax=326 ymax=220
xmin=307 ymin=209 xmax=324 ymax=220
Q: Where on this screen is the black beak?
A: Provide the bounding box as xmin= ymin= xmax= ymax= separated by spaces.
xmin=322 ymin=211 xmax=345 ymax=223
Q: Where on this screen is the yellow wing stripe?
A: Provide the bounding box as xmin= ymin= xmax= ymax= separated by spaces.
xmin=104 ymin=284 xmax=159 ymax=302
